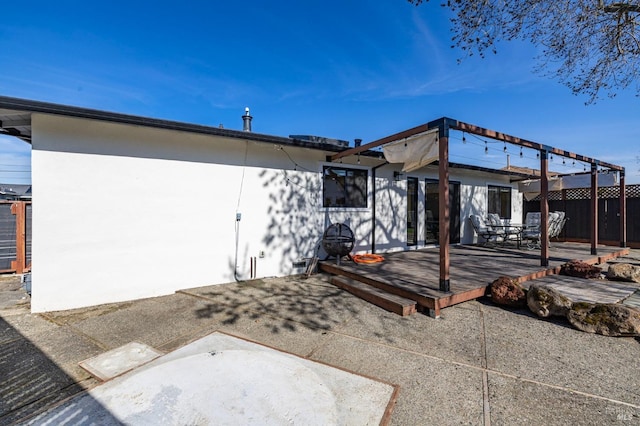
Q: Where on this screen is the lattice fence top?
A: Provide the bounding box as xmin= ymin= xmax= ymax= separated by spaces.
xmin=529 ymin=184 xmax=640 ymax=201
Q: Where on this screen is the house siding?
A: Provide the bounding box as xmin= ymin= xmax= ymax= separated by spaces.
xmin=30 ymin=113 xmax=520 ymax=312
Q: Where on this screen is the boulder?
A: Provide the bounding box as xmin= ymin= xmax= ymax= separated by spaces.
xmin=568 ymin=302 xmax=640 ymax=336
xmin=490 ymin=276 xmax=526 ymax=307
xmin=560 ymin=260 xmax=602 ymax=279
xmin=526 ymin=284 xmax=572 ymax=318
xmin=606 ymin=263 xmax=640 ymax=283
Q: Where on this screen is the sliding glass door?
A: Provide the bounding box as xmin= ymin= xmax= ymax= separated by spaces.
xmin=407 ymin=177 xmax=418 ymax=246
xmin=425 ymin=179 xmax=460 ymax=244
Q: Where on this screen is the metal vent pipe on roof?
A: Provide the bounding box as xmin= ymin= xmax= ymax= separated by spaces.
xmin=242 ymin=107 xmax=252 ymax=132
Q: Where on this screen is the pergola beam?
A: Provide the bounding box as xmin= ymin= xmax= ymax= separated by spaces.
xmin=452 ymin=121 xmax=623 ymax=171
xmin=328 ymin=117 xmax=625 ymax=305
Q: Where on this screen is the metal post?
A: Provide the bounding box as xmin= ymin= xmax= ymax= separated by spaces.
xmin=438 ymin=127 xmax=450 ymax=292
xmin=539 ymin=149 xmax=549 ymax=267
xmin=591 ymin=163 xmax=599 ymax=255
xmin=619 ymin=170 xmax=627 ymax=248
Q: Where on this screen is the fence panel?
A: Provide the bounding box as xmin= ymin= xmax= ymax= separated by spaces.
xmin=523 ymin=184 xmax=640 ymax=244
xmin=0 ymin=203 xmax=16 ymax=271
xmin=25 ymin=203 xmax=31 ymax=269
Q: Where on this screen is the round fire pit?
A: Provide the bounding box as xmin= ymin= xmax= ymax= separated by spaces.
xmin=322 ymin=223 xmax=355 ymax=263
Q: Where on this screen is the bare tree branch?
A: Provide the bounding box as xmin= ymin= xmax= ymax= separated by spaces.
xmin=409 ymin=0 xmax=640 ymax=103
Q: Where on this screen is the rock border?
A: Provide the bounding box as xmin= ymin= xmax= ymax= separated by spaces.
xmin=489 ymin=259 xmax=640 ymax=337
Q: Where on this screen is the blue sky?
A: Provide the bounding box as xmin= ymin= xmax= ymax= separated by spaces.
xmin=1 ymin=0 xmax=638 ymax=184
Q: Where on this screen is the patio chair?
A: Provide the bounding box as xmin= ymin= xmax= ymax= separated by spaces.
xmin=521 ymin=212 xmax=541 ymax=249
xmin=522 ymin=212 xmax=564 ymax=249
xmin=469 ymin=214 xmax=501 ymax=245
xmin=549 ymin=211 xmax=567 ymax=240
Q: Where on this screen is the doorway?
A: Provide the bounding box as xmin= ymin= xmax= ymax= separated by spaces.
xmin=425 ymin=179 xmax=460 ymax=244
xmin=407 ymin=177 xmax=418 ymax=246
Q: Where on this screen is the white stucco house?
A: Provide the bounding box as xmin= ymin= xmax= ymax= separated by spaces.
xmin=0 ymin=96 xmax=526 ymax=312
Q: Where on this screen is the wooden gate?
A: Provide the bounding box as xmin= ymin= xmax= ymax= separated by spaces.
xmin=0 ymin=201 xmax=31 ymax=274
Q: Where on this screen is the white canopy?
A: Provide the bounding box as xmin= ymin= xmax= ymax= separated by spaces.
xmin=382 ymin=129 xmax=439 ymax=172
xmin=518 ymin=172 xmax=617 ymax=201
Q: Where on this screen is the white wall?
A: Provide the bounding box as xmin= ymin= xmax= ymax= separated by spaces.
xmin=30 ymin=113 xmax=520 ymax=311
xmin=372 ymin=166 xmax=521 ymax=248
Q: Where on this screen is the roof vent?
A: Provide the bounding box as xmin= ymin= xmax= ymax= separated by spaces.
xmin=242 ymin=107 xmax=252 ymax=132
xmin=289 ymin=135 xmax=349 ymax=148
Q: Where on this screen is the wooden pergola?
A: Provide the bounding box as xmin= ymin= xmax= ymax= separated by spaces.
xmin=329 ymin=118 xmax=627 ymax=292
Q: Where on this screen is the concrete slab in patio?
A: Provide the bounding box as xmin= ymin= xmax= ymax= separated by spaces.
xmin=1 ymin=249 xmax=640 ymax=424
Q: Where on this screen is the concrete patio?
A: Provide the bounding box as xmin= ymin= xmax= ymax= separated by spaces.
xmin=1 ymin=251 xmax=640 ymax=424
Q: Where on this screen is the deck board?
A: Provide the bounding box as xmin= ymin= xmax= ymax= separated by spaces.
xmin=522 ymin=276 xmax=640 ymax=304
xmin=320 ymin=243 xmax=630 ymax=315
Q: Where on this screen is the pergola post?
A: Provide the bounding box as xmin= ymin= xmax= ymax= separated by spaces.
xmin=591 ymin=163 xmax=599 ymax=255
xmin=620 ymin=170 xmax=627 ymax=248
xmin=438 ymin=125 xmax=450 ymax=292
xmin=539 ymin=149 xmax=549 ymax=267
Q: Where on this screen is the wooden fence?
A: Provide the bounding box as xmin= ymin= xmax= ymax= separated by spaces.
xmin=523 ymin=184 xmax=640 ymax=247
xmin=0 ymin=201 xmax=31 ymax=274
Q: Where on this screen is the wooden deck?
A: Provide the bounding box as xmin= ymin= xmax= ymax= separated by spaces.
xmin=319 ymin=243 xmax=630 ymax=317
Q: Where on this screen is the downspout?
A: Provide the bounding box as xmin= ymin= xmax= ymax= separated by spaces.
xmin=371 ymin=161 xmax=389 ymax=254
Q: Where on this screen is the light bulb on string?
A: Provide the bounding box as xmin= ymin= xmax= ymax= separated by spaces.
xmin=503 ymin=143 xmax=507 ymax=153
xmin=519 ymin=147 xmax=523 ymax=158
xmin=536 ymin=152 xmax=540 ymax=159
xmin=462 ymin=132 xmax=466 ymax=144
xmin=484 ymin=141 xmax=488 ymax=154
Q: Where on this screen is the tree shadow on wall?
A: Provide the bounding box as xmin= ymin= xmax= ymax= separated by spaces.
xmin=207 ymin=166 xmax=409 ymax=336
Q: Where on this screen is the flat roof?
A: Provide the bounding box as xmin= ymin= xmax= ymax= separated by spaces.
xmin=0 ymin=95 xmax=534 ymax=179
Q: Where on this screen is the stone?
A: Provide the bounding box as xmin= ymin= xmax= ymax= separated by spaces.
xmin=490 ymin=276 xmax=526 ymax=307
xmin=526 ymin=284 xmax=572 ymax=318
xmin=568 ymin=302 xmax=640 ymax=336
xmin=606 ymin=263 xmax=640 ymax=283
xmin=560 ymin=260 xmax=602 ymax=279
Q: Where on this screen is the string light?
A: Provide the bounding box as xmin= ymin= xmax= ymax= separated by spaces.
xmin=503 ymin=143 xmax=507 ymax=153
xmin=536 ymin=152 xmax=540 ymax=159
xmin=519 ymin=147 xmax=523 ymax=158
xmin=484 ymin=141 xmax=488 ymax=154
xmin=562 ymin=158 xmax=566 ymax=165
xmin=462 ymin=133 xmax=466 ymax=144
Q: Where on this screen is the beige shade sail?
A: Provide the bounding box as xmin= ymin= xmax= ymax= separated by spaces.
xmin=382 ymin=128 xmax=439 ymax=172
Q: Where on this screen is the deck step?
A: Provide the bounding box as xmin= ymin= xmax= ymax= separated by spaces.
xmin=330 ymin=276 xmax=417 ymax=316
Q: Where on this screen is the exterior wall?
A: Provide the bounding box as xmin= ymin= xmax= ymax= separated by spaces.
xmin=372 ymin=167 xmax=522 ymax=249
xmin=31 ymin=114 xmax=377 ymax=312
xmin=30 ymin=113 xmax=521 ymax=311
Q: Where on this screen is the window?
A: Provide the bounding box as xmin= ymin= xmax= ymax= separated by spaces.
xmin=488 ymin=185 xmax=512 ymax=219
xmin=407 ymin=177 xmax=418 ymax=246
xmin=323 ymin=166 xmax=368 ymax=208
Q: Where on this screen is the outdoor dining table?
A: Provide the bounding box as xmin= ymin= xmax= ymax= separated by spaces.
xmin=491 ymin=224 xmax=524 ymax=249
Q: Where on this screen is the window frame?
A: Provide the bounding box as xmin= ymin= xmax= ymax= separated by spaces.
xmin=487 ymin=185 xmax=512 ymax=219
xmin=321 ymin=164 xmax=369 ymax=209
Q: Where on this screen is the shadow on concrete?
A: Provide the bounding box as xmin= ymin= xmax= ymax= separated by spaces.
xmin=0 ymin=317 xmax=118 ymax=424
xmin=189 ymin=277 xmax=362 ymax=334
